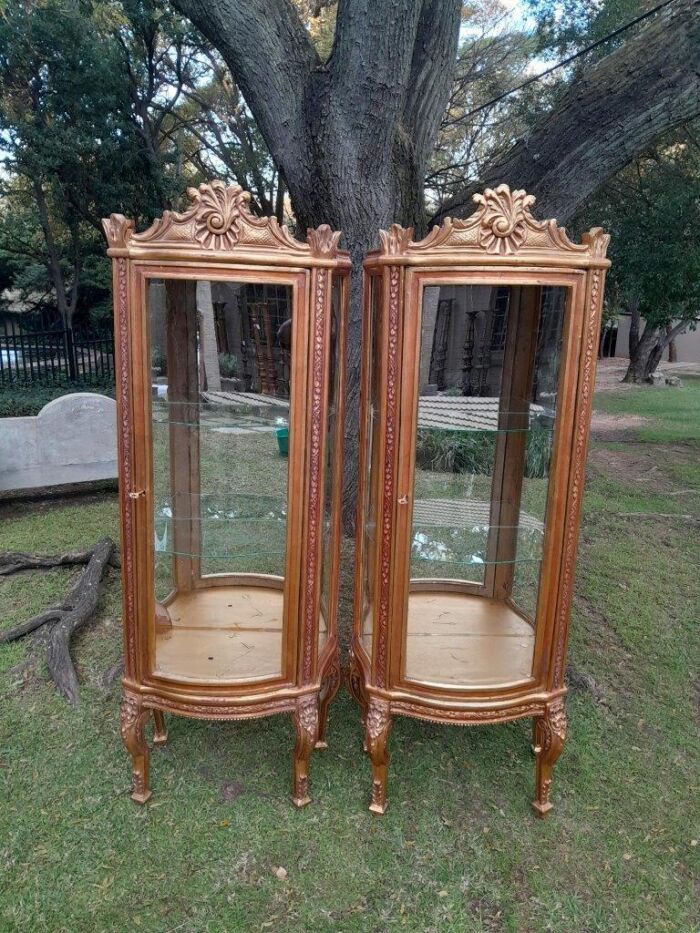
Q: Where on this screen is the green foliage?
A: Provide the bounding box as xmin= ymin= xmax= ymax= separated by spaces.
xmin=525 ymin=0 xmax=657 ymax=61
xmin=151 ymin=347 xmax=166 ymax=378
xmin=0 ymin=0 xmax=280 ymax=343
xmin=415 ymin=419 xmax=553 ymax=479
xmin=576 ymin=126 xmax=700 ymax=332
xmin=0 ymin=381 xmax=115 ymax=418
xmin=217 ymin=352 xmax=238 ymax=378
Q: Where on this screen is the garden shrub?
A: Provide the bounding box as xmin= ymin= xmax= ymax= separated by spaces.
xmin=0 ymin=380 xmax=115 ymax=418
xmin=415 ymin=417 xmax=553 ymax=479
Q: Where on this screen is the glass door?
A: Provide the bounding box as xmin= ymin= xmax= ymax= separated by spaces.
xmin=402 ymin=283 xmax=568 ymax=689
xmin=146 ymin=275 xmax=298 ymax=684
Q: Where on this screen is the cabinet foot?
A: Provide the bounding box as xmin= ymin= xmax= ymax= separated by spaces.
xmin=366 ymin=698 xmax=391 ymax=815
xmin=120 ymin=693 xmax=151 ymax=804
xmin=531 ymin=699 xmax=566 ymax=818
xmin=315 ymin=656 xmax=340 ymax=750
xmin=152 ymin=709 xmax=168 ymax=746
xmin=292 ymin=694 xmax=319 ymax=807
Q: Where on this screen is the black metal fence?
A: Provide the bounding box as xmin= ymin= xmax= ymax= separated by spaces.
xmin=0 ymin=328 xmax=115 ymax=385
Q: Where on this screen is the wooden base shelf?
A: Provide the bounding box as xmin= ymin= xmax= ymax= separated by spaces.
xmin=155 ymin=585 xmax=285 ymax=682
xmin=404 ymin=591 xmax=534 ymax=688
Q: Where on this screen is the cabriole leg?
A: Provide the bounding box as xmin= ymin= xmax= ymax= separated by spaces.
xmin=348 ymin=649 xmax=369 ymax=751
xmin=152 ymin=709 xmax=168 ymax=746
xmin=532 ymin=699 xmax=567 ymax=818
xmin=366 ymin=698 xmax=392 ymax=815
xmin=120 ymin=693 xmax=151 ymax=804
xmin=315 ymin=657 xmax=341 ymax=750
xmin=292 ymin=694 xmax=319 ymax=808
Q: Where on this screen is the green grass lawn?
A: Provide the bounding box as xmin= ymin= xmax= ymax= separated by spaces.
xmin=1 ymin=383 xmax=699 ymax=932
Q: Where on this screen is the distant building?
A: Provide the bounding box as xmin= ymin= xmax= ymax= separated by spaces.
xmin=601 ymin=313 xmax=700 ymax=363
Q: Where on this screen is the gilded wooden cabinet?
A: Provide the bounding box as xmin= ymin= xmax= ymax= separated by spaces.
xmin=104 ymin=183 xmax=349 ymax=807
xmin=350 ymin=186 xmax=609 ymax=815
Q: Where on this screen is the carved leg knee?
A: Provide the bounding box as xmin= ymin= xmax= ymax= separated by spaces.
xmin=315 ymin=657 xmax=340 ymax=750
xmin=366 ymin=698 xmax=392 ymax=815
xmin=532 ymin=699 xmax=567 ymax=818
xmin=292 ymin=694 xmax=319 ymax=808
xmin=152 ymin=709 xmax=168 ymax=746
xmin=347 ymin=649 xmax=369 ymax=752
xmin=120 ymin=693 xmax=151 ymax=804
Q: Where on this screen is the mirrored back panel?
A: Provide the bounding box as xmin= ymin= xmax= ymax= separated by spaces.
xmin=405 ymin=283 xmax=567 ymax=689
xmin=148 ymin=277 xmax=294 ymax=684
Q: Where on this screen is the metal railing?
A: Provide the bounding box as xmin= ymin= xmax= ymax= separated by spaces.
xmin=0 ymin=329 xmax=115 ymax=385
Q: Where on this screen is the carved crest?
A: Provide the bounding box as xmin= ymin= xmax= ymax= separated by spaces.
xmin=376 ymin=184 xmax=609 ymax=260
xmin=472 ymin=186 xmax=536 ymax=254
xmin=103 ymin=181 xmax=345 ymax=261
xmin=187 ymin=181 xmax=249 ymax=249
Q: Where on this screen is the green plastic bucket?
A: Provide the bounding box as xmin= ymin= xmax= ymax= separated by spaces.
xmin=276 ymin=426 xmax=289 ymax=457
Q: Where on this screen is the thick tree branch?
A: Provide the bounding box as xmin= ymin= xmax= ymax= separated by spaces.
xmin=402 ymin=0 xmax=462 ymax=164
xmin=169 ymin=0 xmax=319 ymax=192
xmin=432 ymin=0 xmax=700 ymax=225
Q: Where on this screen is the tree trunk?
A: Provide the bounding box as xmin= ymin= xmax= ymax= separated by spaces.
xmin=169 ymin=0 xmax=700 ymax=522
xmin=623 ymin=317 xmax=664 ymax=382
xmin=666 ymin=324 xmax=678 ymax=362
xmin=623 ymin=316 xmax=692 ymax=383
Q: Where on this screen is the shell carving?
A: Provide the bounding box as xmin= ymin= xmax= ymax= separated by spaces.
xmin=187 ymin=181 xmax=250 ymax=249
xmin=473 ymin=185 xmax=536 ymax=255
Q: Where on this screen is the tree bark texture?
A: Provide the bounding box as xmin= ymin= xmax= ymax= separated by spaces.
xmin=169 ymin=0 xmax=700 ymax=516
xmin=434 ymin=0 xmax=700 ymax=225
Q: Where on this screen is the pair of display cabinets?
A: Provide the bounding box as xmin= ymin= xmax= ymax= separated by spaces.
xmin=104 ymin=182 xmax=609 ymax=815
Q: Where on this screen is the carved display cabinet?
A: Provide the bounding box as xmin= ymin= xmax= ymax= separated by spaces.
xmin=350 ymin=186 xmax=609 ymax=815
xmin=104 ymin=183 xmax=349 ymax=806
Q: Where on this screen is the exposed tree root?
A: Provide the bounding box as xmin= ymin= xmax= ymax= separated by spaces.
xmin=0 ymin=537 xmax=116 ymax=705
xmin=0 ymin=545 xmax=119 ymax=576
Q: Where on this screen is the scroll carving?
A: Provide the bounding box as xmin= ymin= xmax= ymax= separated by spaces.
xmin=377 ymin=184 xmax=610 ymax=260
xmin=378 ymin=224 xmax=414 ymax=256
xmin=296 ymin=694 xmax=319 ymax=741
xmin=188 ymin=181 xmax=248 ymax=249
xmin=104 ymin=182 xmax=344 ymax=258
xmin=473 ymin=186 xmax=535 ymax=254
xmin=119 ymin=693 xmax=140 ymax=741
xmin=553 ymin=269 xmax=604 ymax=686
xmin=102 ymin=214 xmax=134 ymax=249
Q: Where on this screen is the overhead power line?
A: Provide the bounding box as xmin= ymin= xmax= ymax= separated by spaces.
xmin=464 ymin=0 xmax=679 ymax=120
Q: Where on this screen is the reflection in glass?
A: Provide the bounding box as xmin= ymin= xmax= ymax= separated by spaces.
xmin=405 ymin=284 xmax=567 ymax=688
xmin=149 ymin=278 xmax=292 ymax=683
